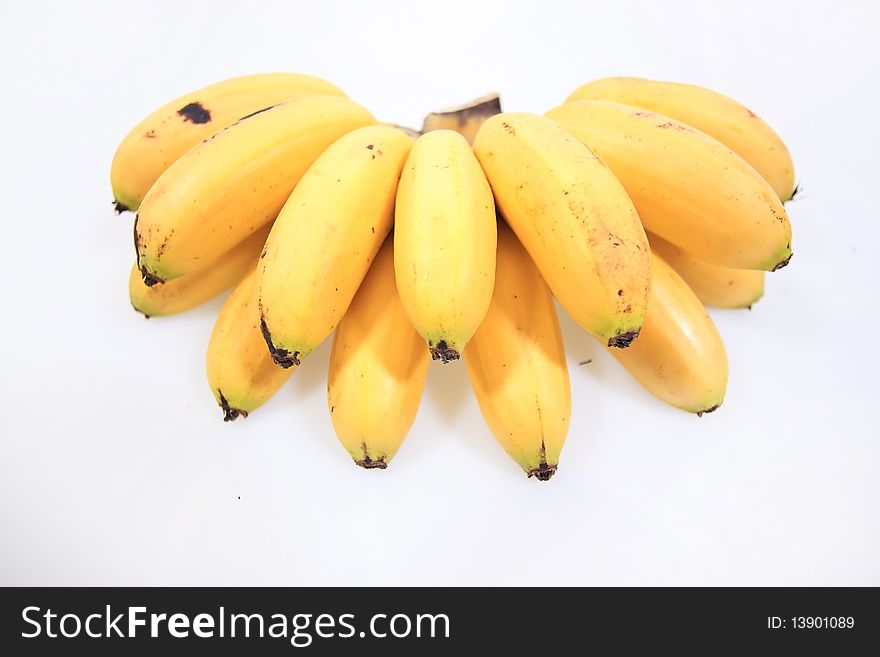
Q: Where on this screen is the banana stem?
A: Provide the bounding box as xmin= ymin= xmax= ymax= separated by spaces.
xmin=421 ymin=93 xmax=502 ymax=143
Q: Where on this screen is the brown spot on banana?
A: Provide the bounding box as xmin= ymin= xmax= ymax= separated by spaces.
xmin=177 ymin=102 xmax=211 ymax=124
xmin=132 ymin=213 xmax=163 ymax=285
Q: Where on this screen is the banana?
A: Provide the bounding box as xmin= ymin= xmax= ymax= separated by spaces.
xmin=608 ymin=253 xmax=728 ymax=414
xmin=206 ymin=267 xmax=294 ymax=421
xmin=421 ymin=94 xmax=502 ymax=144
xmin=327 ymin=239 xmax=429 ymax=469
xmin=394 ymin=129 xmax=497 ymax=362
xmin=134 ymin=95 xmax=375 ymax=285
xmin=130 ymin=224 xmax=270 ymax=317
xmin=546 ymin=101 xmax=792 ymax=271
xmin=464 ymin=223 xmax=570 ymax=480
xmin=648 ymin=233 xmax=764 ymax=309
xmin=257 ymin=125 xmax=413 ymax=368
xmin=111 ymin=73 xmax=346 ymax=212
xmin=566 ymin=77 xmax=796 ymax=200
xmin=473 ymin=112 xmax=651 ymax=348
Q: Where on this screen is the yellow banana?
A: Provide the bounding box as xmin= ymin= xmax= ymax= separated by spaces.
xmin=257 ymin=125 xmax=413 ymax=368
xmin=648 ymin=233 xmax=764 ymax=309
xmin=421 ymin=94 xmax=501 ymax=144
xmin=608 ymin=253 xmax=728 ymax=414
xmin=134 ymin=95 xmax=375 ymax=284
xmin=473 ymin=112 xmax=651 ymax=348
xmin=546 ymin=101 xmax=792 ymax=271
xmin=566 ymin=77 xmax=796 ymax=200
xmin=130 ymin=223 xmax=270 ymax=317
xmin=464 ymin=223 xmax=570 ymax=480
xmin=394 ymin=129 xmax=497 ymax=362
xmin=327 ymin=239 xmax=429 ymax=469
xmin=206 ymin=267 xmax=294 ymax=421
xmin=111 ymin=72 xmax=346 ymax=212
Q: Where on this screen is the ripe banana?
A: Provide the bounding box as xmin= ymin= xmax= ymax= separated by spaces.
xmin=608 ymin=253 xmax=728 ymax=414
xmin=546 ymin=101 xmax=792 ymax=271
xmin=421 ymin=94 xmax=501 ymax=144
xmin=257 ymin=125 xmax=413 ymax=368
xmin=394 ymin=129 xmax=497 ymax=362
xmin=648 ymin=233 xmax=764 ymax=309
xmin=566 ymin=77 xmax=796 ymax=200
xmin=111 ymin=73 xmax=346 ymax=212
xmin=206 ymin=267 xmax=294 ymax=421
xmin=464 ymin=223 xmax=570 ymax=480
xmin=473 ymin=112 xmax=651 ymax=348
xmin=130 ymin=224 xmax=270 ymax=317
xmin=327 ymin=239 xmax=429 ymax=469
xmin=134 ymin=95 xmax=375 ymax=285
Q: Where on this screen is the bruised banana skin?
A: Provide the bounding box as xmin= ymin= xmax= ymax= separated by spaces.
xmin=566 ymin=77 xmax=796 ymax=200
xmin=257 ymin=125 xmax=413 ymax=368
xmin=129 ymin=224 xmax=271 ymax=317
xmin=327 ymin=239 xmax=429 ymax=469
xmin=607 ymin=254 xmax=728 ymax=414
xmin=111 ymin=72 xmax=346 ymax=212
xmin=206 ymin=268 xmax=294 ymax=421
xmin=134 ymin=95 xmax=375 ymax=284
xmin=394 ymin=130 xmax=497 ymax=362
xmin=473 ymin=112 xmax=651 ymax=348
xmin=464 ymin=223 xmax=571 ymax=480
xmin=647 ymin=233 xmax=764 ymax=309
xmin=546 ymin=101 xmax=792 ymax=271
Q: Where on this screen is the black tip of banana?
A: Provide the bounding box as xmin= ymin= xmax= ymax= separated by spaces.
xmin=430 ymin=340 xmax=460 ymax=363
xmin=260 ymin=317 xmax=300 ymax=368
xmin=356 ymin=455 xmax=388 ymax=470
xmin=771 ymin=251 xmax=793 ymax=272
xmin=527 ymin=463 xmax=557 ymax=481
xmin=218 ymin=390 xmax=248 ymax=422
xmin=140 ymin=269 xmax=162 ymax=287
xmin=607 ymin=329 xmax=639 ymax=349
xmin=696 ymin=404 xmax=720 ymax=418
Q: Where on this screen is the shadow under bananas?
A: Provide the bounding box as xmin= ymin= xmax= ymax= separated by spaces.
xmin=555 ymin=300 xmax=691 ymax=415
xmin=425 ymin=359 xmax=472 ymax=424
xmin=288 ymin=335 xmax=335 ymax=398
xmin=280 ymin=335 xmax=343 ymax=460
xmin=554 ymin=301 xmax=607 ymax=380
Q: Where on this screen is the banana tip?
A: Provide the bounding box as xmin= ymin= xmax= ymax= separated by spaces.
xmin=696 ymin=403 xmax=720 ymax=417
xmin=607 ymin=329 xmax=639 ymax=349
xmin=771 ymin=251 xmax=793 ymax=272
xmin=430 ymin=340 xmax=460 ymax=363
xmin=218 ymin=390 xmax=248 ymax=422
xmin=527 ymin=463 xmax=557 ymax=481
xmin=113 ymin=199 xmax=130 ymax=214
xmin=140 ymin=269 xmax=163 ymax=287
xmin=260 ymin=317 xmax=300 ymax=368
xmin=130 ymin=303 xmax=150 ymax=319
xmin=355 ymin=455 xmax=388 ymax=470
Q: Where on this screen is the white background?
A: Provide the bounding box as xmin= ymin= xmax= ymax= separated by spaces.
xmin=1 ymin=0 xmax=878 ymax=586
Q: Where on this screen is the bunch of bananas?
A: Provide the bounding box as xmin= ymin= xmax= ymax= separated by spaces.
xmin=113 ymin=73 xmax=796 ymax=480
